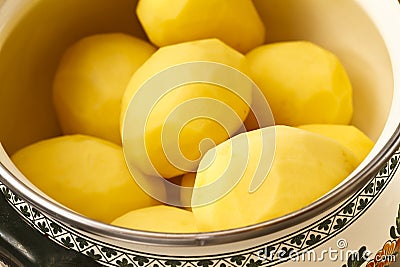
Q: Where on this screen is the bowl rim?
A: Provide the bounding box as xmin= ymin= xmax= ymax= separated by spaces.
xmin=0 ymin=0 xmax=400 ymax=247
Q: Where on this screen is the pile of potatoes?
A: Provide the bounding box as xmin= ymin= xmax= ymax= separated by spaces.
xmin=11 ymin=0 xmax=374 ymax=233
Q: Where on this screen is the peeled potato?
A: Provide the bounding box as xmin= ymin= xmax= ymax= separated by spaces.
xmin=112 ymin=205 xmax=198 ymax=233
xmin=246 ymin=41 xmax=353 ymax=126
xmin=244 ymin=109 xmax=261 ymax=131
xmin=11 ymin=135 xmax=160 ymax=223
xmin=136 ymin=0 xmax=265 ymax=53
xmin=53 ymin=33 xmax=156 ymax=144
xmin=298 ymin=124 xmax=374 ymax=162
xmin=192 ymin=126 xmax=359 ymax=232
xmin=181 ymin=172 xmax=196 ymax=188
xmin=180 ymin=172 xmax=196 ymax=209
xmin=121 ymin=39 xmax=252 ymax=178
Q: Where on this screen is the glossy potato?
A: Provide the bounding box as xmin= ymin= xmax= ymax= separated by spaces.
xmin=136 ymin=0 xmax=266 ymax=53
xmin=121 ymin=39 xmax=252 ymax=178
xmin=192 ymin=126 xmax=359 ymax=231
xmin=246 ymin=41 xmax=353 ymax=126
xmin=298 ymin=124 xmax=374 ymax=162
xmin=12 ymin=135 xmax=160 ymax=223
xmin=53 ymin=33 xmax=156 ymax=144
xmin=112 ymin=205 xmax=198 ymax=233
xmin=180 ymin=172 xmax=196 ymax=209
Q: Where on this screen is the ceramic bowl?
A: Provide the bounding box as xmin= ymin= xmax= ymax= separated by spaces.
xmin=1 ymin=0 xmax=400 ymax=266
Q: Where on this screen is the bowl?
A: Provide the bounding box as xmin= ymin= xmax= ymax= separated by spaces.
xmin=1 ymin=0 xmax=400 ymax=266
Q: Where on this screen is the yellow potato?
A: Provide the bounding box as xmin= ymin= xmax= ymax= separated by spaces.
xmin=12 ymin=135 xmax=160 ymax=223
xmin=246 ymin=41 xmax=353 ymax=126
xmin=244 ymin=109 xmax=261 ymax=131
xmin=53 ymin=33 xmax=156 ymax=144
xmin=121 ymin=39 xmax=252 ymax=178
xmin=136 ymin=0 xmax=266 ymax=53
xmin=112 ymin=205 xmax=198 ymax=233
xmin=180 ymin=172 xmax=196 ymax=209
xmin=298 ymin=124 xmax=374 ymax=162
xmin=182 ymin=172 xmax=196 ymax=188
xmin=192 ymin=126 xmax=359 ymax=232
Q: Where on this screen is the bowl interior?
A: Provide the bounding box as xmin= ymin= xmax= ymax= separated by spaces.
xmin=0 ymin=0 xmax=395 ymax=229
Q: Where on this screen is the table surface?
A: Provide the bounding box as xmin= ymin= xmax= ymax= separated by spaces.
xmin=0 ymin=193 xmax=100 ymax=266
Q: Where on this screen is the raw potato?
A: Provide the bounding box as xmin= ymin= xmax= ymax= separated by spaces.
xmin=298 ymin=124 xmax=374 ymax=162
xmin=136 ymin=0 xmax=266 ymax=53
xmin=246 ymin=41 xmax=353 ymax=126
xmin=192 ymin=126 xmax=359 ymax=232
xmin=244 ymin=109 xmax=261 ymax=131
xmin=181 ymin=172 xmax=196 ymax=209
xmin=53 ymin=33 xmax=156 ymax=144
xmin=181 ymin=172 xmax=196 ymax=188
xmin=121 ymin=39 xmax=252 ymax=178
xmin=112 ymin=205 xmax=198 ymax=233
xmin=11 ymin=135 xmax=160 ymax=223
